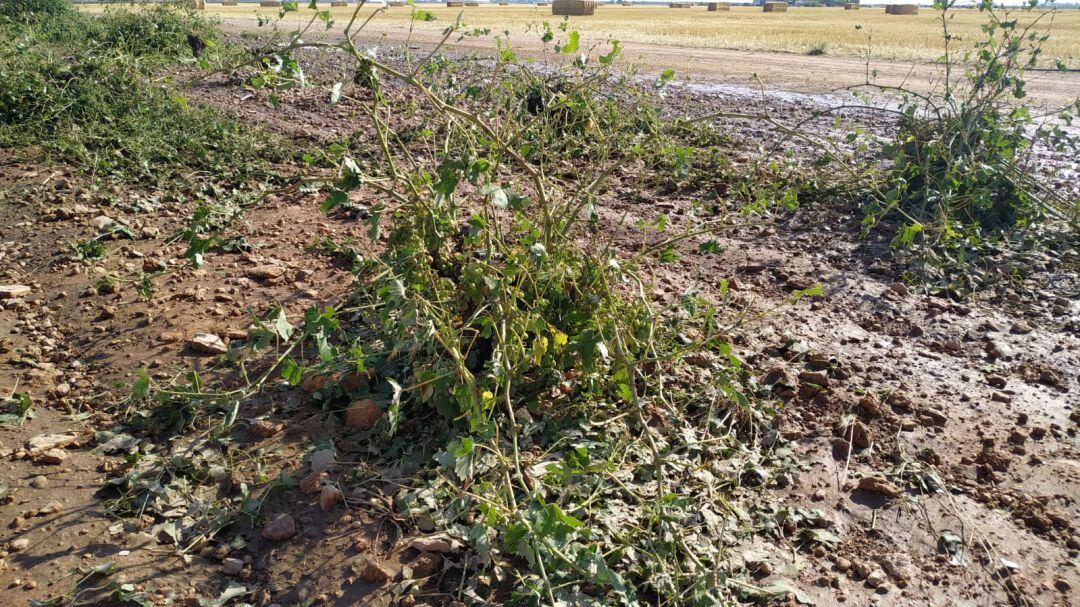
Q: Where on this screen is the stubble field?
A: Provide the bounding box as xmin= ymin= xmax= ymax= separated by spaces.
xmin=83 ymin=3 xmax=1080 ymax=65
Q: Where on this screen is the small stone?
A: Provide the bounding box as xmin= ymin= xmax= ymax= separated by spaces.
xmin=1010 ymin=322 xmax=1033 ymax=335
xmin=345 ymin=399 xmax=382 ymax=430
xmin=885 ymin=392 xmax=914 ymax=412
xmin=36 ymin=449 xmax=67 ymax=464
xmin=222 ymin=558 xmax=244 ymax=576
xmin=986 ymin=375 xmax=1008 ymax=389
xmin=300 ymin=374 xmax=332 ymax=394
xmin=90 ymin=215 xmax=114 ymax=230
xmin=190 ymin=333 xmax=227 ymax=355
xmin=857 ymin=394 xmax=881 ymax=417
xmin=835 ymin=557 xmax=852 ymax=572
xmin=27 ymin=432 xmax=80 ymax=456
xmin=407 ymin=537 xmax=452 ymax=553
xmin=247 ymin=265 xmax=286 ymax=280
xmin=358 ymin=558 xmax=394 ymax=583
xmin=747 ymin=560 xmax=773 ymax=577
xmin=799 ymin=370 xmax=830 ymax=387
xmin=887 ymin=282 xmax=909 ymax=297
xmin=0 ymin=285 xmax=31 ymax=299
xmin=299 ymin=472 xmax=326 ymax=495
xmin=762 ymin=367 xmax=795 ymax=387
xmin=261 ymin=514 xmax=296 ymax=541
xmin=976 ymin=443 xmax=1012 ymax=472
xmin=319 ymin=485 xmax=342 ymax=512
xmin=918 ymin=408 xmax=948 ymax=427
xmin=865 ymin=569 xmax=888 ymax=588
xmin=9 ymin=538 xmax=29 ymax=552
xmin=839 ymin=419 xmax=871 ymax=449
xmin=857 ymin=476 xmax=903 ymax=498
xmin=250 ymin=419 xmax=284 ymax=438
xmin=877 ymin=553 xmax=914 ymax=584
xmin=29 ymin=476 xmax=49 ymax=489
xmin=408 ymin=552 xmax=443 ymax=578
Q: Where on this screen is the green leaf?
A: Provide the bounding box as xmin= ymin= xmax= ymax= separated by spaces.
xmin=132 ymin=368 xmax=151 ymax=400
xmin=0 ymin=392 xmax=32 ymax=426
xmin=658 ymin=245 xmax=679 ymax=263
xmin=321 ymin=189 xmax=348 ymax=213
xmin=698 ymin=240 xmax=724 ymax=255
xmin=599 ymin=39 xmax=621 ymax=65
xmin=559 ymin=30 xmax=580 ymax=54
xmin=280 ymin=357 xmax=302 ymax=386
xmin=790 ymin=283 xmax=824 ymax=303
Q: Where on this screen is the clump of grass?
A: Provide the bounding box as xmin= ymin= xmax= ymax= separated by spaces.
xmin=0 ymin=0 xmax=74 ymax=22
xmin=806 ymin=43 xmax=827 ymax=56
xmin=0 ymin=0 xmax=285 ymax=182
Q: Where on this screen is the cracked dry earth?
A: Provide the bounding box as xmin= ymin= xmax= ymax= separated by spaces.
xmin=1 ymin=47 xmax=1079 ymax=607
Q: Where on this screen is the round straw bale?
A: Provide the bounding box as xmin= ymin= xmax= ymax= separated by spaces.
xmin=553 ymin=0 xmax=596 ymax=14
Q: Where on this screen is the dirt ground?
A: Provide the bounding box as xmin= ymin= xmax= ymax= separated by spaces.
xmin=1 ymin=24 xmax=1078 ymax=607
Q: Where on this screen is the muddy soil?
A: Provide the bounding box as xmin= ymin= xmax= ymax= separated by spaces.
xmin=1 ymin=31 xmax=1078 ymax=607
xmin=217 ymin=15 xmax=1080 ymax=108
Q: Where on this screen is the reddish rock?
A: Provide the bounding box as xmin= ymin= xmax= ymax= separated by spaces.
xmin=299 ymin=471 xmax=326 ymax=495
xmin=300 ymin=374 xmax=333 ymax=394
xmin=358 ymin=558 xmax=395 ymax=583
xmin=319 ymin=485 xmax=342 ymax=512
xmin=857 ymin=476 xmax=903 ymax=498
xmin=345 ymin=399 xmax=382 ymax=430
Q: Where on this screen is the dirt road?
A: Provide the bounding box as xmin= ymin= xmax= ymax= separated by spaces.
xmin=219 ymin=15 xmax=1080 ymax=108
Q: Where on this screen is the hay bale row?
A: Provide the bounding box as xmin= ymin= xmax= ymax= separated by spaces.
xmin=844 ymin=2 xmax=858 ymax=9
xmin=388 ymin=0 xmax=406 ymax=6
xmin=330 ymin=1 xmax=348 ymax=6
xmin=221 ymin=0 xmax=237 ymax=5
xmin=762 ymin=1 xmax=787 ymax=12
xmin=446 ymin=0 xmax=463 ymax=5
xmin=464 ymin=1 xmax=480 ymax=5
xmin=669 ymin=2 xmax=693 ymax=7
xmin=259 ymin=0 xmax=281 ymax=6
xmin=553 ymin=0 xmax=596 ymax=14
xmin=537 ymin=1 xmax=550 ymax=5
xmin=886 ymin=4 xmax=918 ymax=14
xmin=707 ymin=2 xmax=730 ymax=11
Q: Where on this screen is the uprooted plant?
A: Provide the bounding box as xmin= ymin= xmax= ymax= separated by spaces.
xmin=0 ymin=1 xmax=284 ymax=182
xmin=862 ymin=0 xmax=1079 ymax=291
xmin=683 ymin=0 xmax=1078 ymax=295
xmin=106 ymin=4 xmax=829 ymax=606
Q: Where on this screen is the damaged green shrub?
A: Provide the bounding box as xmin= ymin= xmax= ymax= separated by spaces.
xmin=863 ymin=0 xmax=1079 ymax=291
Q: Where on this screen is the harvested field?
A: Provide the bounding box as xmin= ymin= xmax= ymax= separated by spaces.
xmin=95 ymin=4 xmax=1080 ymax=65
